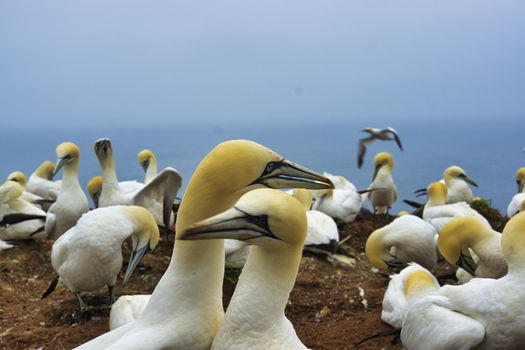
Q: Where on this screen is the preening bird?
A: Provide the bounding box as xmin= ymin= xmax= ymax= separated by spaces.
xmin=87 ymin=176 xmax=103 ymax=209
xmin=358 ymin=127 xmax=403 ymax=168
xmin=76 ymin=139 xmax=333 ymax=350
xmin=137 ymin=149 xmax=157 ymax=184
xmin=399 ymin=211 xmax=525 ymax=350
xmin=366 ymin=213 xmax=438 ymax=271
xmin=27 ymin=160 xmax=62 ymax=201
xmin=45 ymin=142 xmax=89 ymax=240
xmin=47 ymin=206 xmax=159 ymax=310
xmin=438 ymin=216 xmax=506 ymax=283
xmin=180 ymin=189 xmax=310 ymax=350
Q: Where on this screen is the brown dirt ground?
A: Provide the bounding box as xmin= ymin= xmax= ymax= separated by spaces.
xmin=0 ymin=210 xmax=497 ymax=350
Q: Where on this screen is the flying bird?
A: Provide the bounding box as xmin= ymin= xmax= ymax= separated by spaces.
xmin=358 ymin=127 xmax=403 ymax=168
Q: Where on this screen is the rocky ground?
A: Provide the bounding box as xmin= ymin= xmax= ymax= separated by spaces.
xmin=0 ymin=207 xmax=504 ymax=350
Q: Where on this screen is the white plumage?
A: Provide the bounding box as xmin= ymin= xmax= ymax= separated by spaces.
xmin=45 ymin=142 xmax=89 ymax=240
xmin=0 ymin=181 xmax=46 ymax=240
xmin=366 ymin=215 xmax=438 ymax=271
xmin=27 ymin=161 xmax=62 ymax=201
xmin=94 ymin=138 xmax=181 ymax=230
xmin=51 ymin=206 xmax=159 ymax=308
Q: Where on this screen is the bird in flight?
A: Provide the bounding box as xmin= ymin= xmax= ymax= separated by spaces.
xmin=358 ymin=127 xmax=403 ymax=168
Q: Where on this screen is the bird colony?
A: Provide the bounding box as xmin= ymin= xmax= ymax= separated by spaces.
xmin=1 ymin=129 xmax=524 ymax=350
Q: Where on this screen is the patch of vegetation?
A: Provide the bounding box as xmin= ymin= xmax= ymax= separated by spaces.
xmin=224 ymin=267 xmax=242 ymax=284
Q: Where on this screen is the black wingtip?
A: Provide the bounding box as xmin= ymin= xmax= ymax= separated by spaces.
xmin=403 ymin=199 xmax=424 ymax=209
xmin=0 ymin=213 xmax=46 ymax=228
xmin=41 ymin=275 xmax=60 ymax=299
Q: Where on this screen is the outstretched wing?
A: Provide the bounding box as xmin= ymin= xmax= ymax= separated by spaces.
xmin=133 ymin=167 xmax=182 ymax=229
xmin=358 ymin=136 xmax=374 ymax=168
xmin=387 ymin=127 xmax=403 ymax=151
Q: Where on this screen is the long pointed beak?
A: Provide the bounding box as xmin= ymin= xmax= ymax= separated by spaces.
xmin=464 ymin=176 xmax=478 ymax=188
xmin=53 ymin=158 xmax=67 ymax=178
xmin=123 ymin=244 xmax=151 ymax=285
xmin=92 ymin=193 xmax=100 ymax=209
xmin=457 ymin=251 xmax=477 ymax=276
xmin=141 ymin=159 xmax=150 ymax=172
xmin=517 ymin=180 xmax=522 ymax=193
xmin=372 ymin=164 xmax=382 ymax=181
xmin=253 ymin=159 xmax=333 ymax=190
xmin=179 ymin=207 xmax=277 ymax=242
xmin=94 ymin=138 xmax=111 ymax=156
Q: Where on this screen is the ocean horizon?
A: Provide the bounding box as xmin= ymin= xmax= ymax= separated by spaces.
xmin=1 ymin=120 xmax=523 ymax=213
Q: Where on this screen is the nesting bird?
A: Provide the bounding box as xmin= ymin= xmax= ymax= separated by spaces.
xmin=422 ymin=182 xmax=489 ymax=233
xmin=507 ymin=167 xmax=525 ymax=217
xmin=381 ymin=263 xmax=440 ymax=328
xmin=358 ymin=127 xmax=403 ymax=168
xmin=367 ymin=152 xmax=397 ymax=214
xmin=293 ymin=188 xmax=340 ymax=252
xmin=180 ymin=189 xmax=310 ymax=350
xmin=398 ymin=211 xmax=525 ymax=349
xmin=48 ymin=206 xmax=159 ymax=310
xmin=76 ymin=139 xmax=333 ymax=350
xmin=45 ymin=142 xmax=89 ymax=240
xmin=6 ymin=171 xmax=44 ymax=204
xmin=0 ymin=181 xmax=46 ymax=240
xmin=27 ymin=160 xmax=62 ymax=201
xmin=366 ymin=213 xmax=438 ymax=271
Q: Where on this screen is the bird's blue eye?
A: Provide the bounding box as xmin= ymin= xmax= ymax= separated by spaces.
xmin=265 ymin=162 xmax=276 ymax=173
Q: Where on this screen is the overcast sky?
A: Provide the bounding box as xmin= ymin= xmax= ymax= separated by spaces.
xmin=1 ymin=1 xmax=524 ymax=127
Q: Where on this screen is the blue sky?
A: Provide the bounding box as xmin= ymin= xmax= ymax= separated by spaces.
xmin=1 ymin=1 xmax=524 ymax=127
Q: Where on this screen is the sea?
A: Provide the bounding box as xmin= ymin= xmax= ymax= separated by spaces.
xmin=1 ymin=121 xmax=523 ymax=214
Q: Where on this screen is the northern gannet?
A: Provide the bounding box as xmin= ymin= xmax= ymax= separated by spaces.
xmin=87 ymin=176 xmax=103 ymax=208
xmin=293 ymin=188 xmax=340 ymax=251
xmin=45 ymin=142 xmax=89 ymax=240
xmin=180 ymin=188 xmax=309 ymax=350
xmin=48 ymin=206 xmax=159 ymax=310
xmin=310 ymin=187 xmax=364 ymax=224
xmin=381 ymin=263 xmax=440 ymax=328
xmin=422 ymin=182 xmax=489 ymax=233
xmin=366 ymin=213 xmax=438 ymax=271
xmin=400 ymin=211 xmax=525 ymax=349
xmin=358 ymin=127 xmax=403 ymax=168
xmin=0 ymin=181 xmax=46 ymax=240
xmin=415 ymin=165 xmax=478 ymax=204
xmin=137 ymin=149 xmax=157 ymax=184
xmin=109 ymin=294 xmax=151 ymax=330
xmin=322 ymin=172 xmax=357 ymax=191
xmin=367 ymin=152 xmax=397 ymax=214
xmin=438 ymin=216 xmax=506 ymax=283
xmin=6 ymin=171 xmax=44 ymax=204
xmin=76 ymin=139 xmax=332 ymax=350
xmin=27 ymin=160 xmax=62 ymax=201
xmin=506 ymin=167 xmax=525 ymax=217
xmin=94 ymin=138 xmax=181 ymax=232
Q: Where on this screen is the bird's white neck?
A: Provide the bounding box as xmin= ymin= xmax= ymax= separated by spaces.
xmin=145 ymin=161 xmax=157 ymax=183
xmin=62 ymin=161 xmax=81 ymax=189
xmin=138 ymin=186 xmax=237 ymax=342
xmin=220 ymin=243 xmax=302 ymax=334
xmin=99 ymin=157 xmax=120 ymax=188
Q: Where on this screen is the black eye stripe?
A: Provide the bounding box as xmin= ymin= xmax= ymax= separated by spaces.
xmin=263 ymin=160 xmax=285 ymax=175
xmin=233 ymin=207 xmax=273 ymax=236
